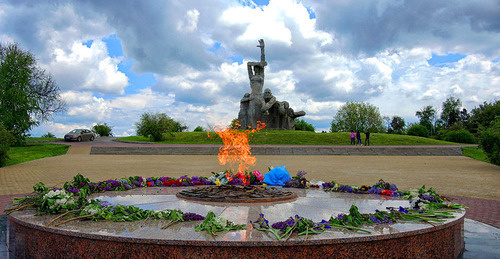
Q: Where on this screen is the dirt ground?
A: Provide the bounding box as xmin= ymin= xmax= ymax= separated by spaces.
xmin=0 ymin=147 xmax=498 ymax=200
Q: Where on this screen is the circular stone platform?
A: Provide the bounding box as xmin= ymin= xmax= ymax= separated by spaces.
xmin=176 ymin=185 xmax=297 ymax=203
xmin=7 ymin=186 xmax=465 ymax=258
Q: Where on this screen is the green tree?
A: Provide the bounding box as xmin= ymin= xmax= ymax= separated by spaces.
xmin=230 ymin=118 xmax=239 ymax=129
xmin=193 ymin=126 xmax=204 ymax=132
xmin=407 ymin=124 xmax=429 ymax=137
xmin=415 ymin=105 xmax=437 ymax=135
xmin=92 ymin=123 xmax=113 ymax=137
xmin=295 ymin=119 xmax=315 ymax=132
xmin=0 ymin=43 xmax=65 ymax=145
xmin=0 ymin=124 xmax=14 ymax=167
xmin=389 ymin=116 xmax=405 ymax=134
xmin=468 ymin=100 xmax=500 ymax=134
xmin=478 ymin=117 xmax=500 ymax=165
xmin=41 ymin=132 xmax=56 ymax=138
xmin=135 ymin=113 xmax=180 ymax=141
xmin=330 ymin=102 xmax=384 ymax=132
xmin=441 ymin=97 xmax=462 ymax=128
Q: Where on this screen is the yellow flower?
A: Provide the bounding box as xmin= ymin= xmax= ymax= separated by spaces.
xmin=216 ymin=179 xmax=221 ymax=186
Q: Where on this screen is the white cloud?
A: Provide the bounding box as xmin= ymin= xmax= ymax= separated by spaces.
xmin=177 ymin=9 xmax=200 ymax=32
xmin=48 ymin=40 xmax=128 ymax=94
xmin=1 ymin=0 xmax=497 ymax=137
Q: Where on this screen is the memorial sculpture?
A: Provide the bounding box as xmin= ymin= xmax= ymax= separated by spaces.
xmin=237 ymin=39 xmax=305 ymax=130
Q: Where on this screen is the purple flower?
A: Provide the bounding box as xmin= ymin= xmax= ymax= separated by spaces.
xmin=297 ymin=171 xmax=307 ymax=178
xmin=389 ymin=184 xmax=398 ymax=192
xmin=271 ymin=221 xmax=288 ymax=230
xmin=367 ymin=187 xmax=382 ymax=194
xmin=398 ymin=207 xmax=408 ymax=213
xmin=337 ymin=214 xmax=345 ymax=220
xmin=98 ymin=201 xmax=113 ymax=207
xmin=182 ymin=213 xmax=205 ymax=221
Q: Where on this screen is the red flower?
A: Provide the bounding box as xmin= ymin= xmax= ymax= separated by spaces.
xmin=147 ymin=182 xmax=152 ymax=187
xmin=381 ymin=190 xmax=392 ymax=196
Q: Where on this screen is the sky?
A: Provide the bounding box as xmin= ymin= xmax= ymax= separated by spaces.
xmin=0 ymin=0 xmax=499 ymax=136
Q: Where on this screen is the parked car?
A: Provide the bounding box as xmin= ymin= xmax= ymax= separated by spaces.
xmin=64 ymin=129 xmax=95 ymax=142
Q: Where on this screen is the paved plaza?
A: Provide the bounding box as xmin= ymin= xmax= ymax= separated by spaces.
xmin=0 ymin=138 xmax=499 ymax=257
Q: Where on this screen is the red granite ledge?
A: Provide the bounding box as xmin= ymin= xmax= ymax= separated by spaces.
xmin=7 ymin=212 xmax=464 ymax=247
xmin=9 ymin=217 xmax=464 ymax=258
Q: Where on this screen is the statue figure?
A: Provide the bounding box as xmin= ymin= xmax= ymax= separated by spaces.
xmin=237 ymin=93 xmax=251 ymax=128
xmin=237 ymin=39 xmax=306 ymax=130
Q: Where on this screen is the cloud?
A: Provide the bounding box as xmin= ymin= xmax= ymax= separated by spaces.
xmin=48 ymin=40 xmax=129 ymax=94
xmin=310 ymin=0 xmax=500 ymax=58
xmin=1 ymin=0 xmax=498 ymax=136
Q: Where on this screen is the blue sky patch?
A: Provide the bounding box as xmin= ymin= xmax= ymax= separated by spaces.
xmin=118 ymin=60 xmax=156 ymax=95
xmin=306 ymin=6 xmax=316 ymax=19
xmin=427 ymin=53 xmax=466 ymax=67
xmin=228 ymin=55 xmax=243 ymax=65
xmin=103 ymin=34 xmax=124 ymax=58
xmin=82 ymin=39 xmax=93 ymax=48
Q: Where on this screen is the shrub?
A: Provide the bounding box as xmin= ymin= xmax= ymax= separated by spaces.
xmin=407 ymin=124 xmax=429 ymax=137
xmin=136 ymin=113 xmax=177 ymax=142
xmin=193 ymin=126 xmax=204 ymax=132
xmin=92 ymin=123 xmax=113 ymax=137
xmin=0 ymin=125 xmax=14 ymax=167
xmin=444 ymin=129 xmax=476 ymax=144
xmin=478 ymin=119 xmax=500 ymax=165
xmin=295 ymin=119 xmax=315 ymax=132
xmin=41 ymin=132 xmax=56 ymax=138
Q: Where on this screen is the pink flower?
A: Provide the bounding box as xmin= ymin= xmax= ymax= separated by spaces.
xmin=252 ymin=171 xmax=264 ymax=181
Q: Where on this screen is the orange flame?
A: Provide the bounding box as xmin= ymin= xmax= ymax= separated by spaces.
xmin=214 ymin=121 xmax=266 ymax=172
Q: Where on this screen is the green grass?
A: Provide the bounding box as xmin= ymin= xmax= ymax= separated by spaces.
xmin=461 ymin=146 xmax=490 ymax=163
xmin=26 ymin=137 xmax=62 ymax=141
xmin=5 ymin=143 xmax=70 ymax=167
xmin=117 ymin=131 xmax=461 ymax=146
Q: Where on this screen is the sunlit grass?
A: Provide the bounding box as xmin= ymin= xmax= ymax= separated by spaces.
xmin=5 ymin=143 xmax=70 ymax=166
xmin=117 ymin=131 xmax=460 ymax=146
xmin=461 ymin=146 xmax=490 ymax=163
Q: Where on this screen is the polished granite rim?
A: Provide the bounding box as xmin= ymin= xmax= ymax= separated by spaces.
xmin=7 ymin=186 xmax=466 ymax=246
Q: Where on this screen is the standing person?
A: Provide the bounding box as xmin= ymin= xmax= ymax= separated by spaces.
xmin=350 ymin=131 xmax=356 ymax=145
xmin=356 ymin=130 xmax=362 ymax=146
xmin=365 ymin=130 xmax=370 ymax=146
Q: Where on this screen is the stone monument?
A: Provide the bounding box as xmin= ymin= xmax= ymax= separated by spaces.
xmin=237 ymin=39 xmax=305 ymax=130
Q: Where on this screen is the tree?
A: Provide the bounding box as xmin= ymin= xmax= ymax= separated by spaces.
xmin=478 ymin=117 xmax=500 ymax=165
xmin=92 ymin=123 xmax=113 ymax=137
xmin=330 ymin=102 xmax=384 ymax=132
xmin=0 ymin=125 xmax=14 ymax=167
xmin=135 ymin=113 xmax=178 ymax=141
xmin=295 ymin=119 xmax=315 ymax=132
xmin=193 ymin=126 xmax=204 ymax=132
xmin=389 ymin=116 xmax=405 ymax=134
xmin=468 ymin=100 xmax=500 ymax=134
xmin=415 ymin=105 xmax=437 ymax=135
xmin=41 ymin=132 xmax=56 ymax=138
xmin=0 ymin=43 xmax=65 ymax=145
xmin=441 ymin=97 xmax=462 ymax=128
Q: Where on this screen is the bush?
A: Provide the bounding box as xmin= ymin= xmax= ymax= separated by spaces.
xmin=407 ymin=124 xmax=429 ymax=137
xmin=193 ymin=126 xmax=204 ymax=132
xmin=41 ymin=132 xmax=56 ymax=138
xmin=92 ymin=123 xmax=113 ymax=137
xmin=478 ymin=119 xmax=500 ymax=165
xmin=295 ymin=119 xmax=315 ymax=132
xmin=444 ymin=129 xmax=476 ymax=144
xmin=0 ymin=125 xmax=14 ymax=167
xmin=136 ymin=113 xmax=178 ymax=142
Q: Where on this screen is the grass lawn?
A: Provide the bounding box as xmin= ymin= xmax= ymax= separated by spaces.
xmin=26 ymin=137 xmax=62 ymax=141
xmin=461 ymin=146 xmax=490 ymax=164
xmin=117 ymin=131 xmax=461 ymax=146
xmin=5 ymin=143 xmax=70 ymax=167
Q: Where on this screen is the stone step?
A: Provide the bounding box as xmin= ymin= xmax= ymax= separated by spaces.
xmin=90 ymin=146 xmax=464 ymax=156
